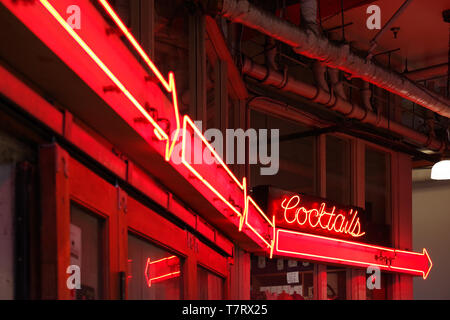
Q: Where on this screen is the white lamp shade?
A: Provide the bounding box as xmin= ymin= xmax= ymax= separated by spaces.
xmin=431 ymin=160 xmax=450 ymax=180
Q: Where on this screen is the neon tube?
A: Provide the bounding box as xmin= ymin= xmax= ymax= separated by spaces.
xmin=181 ymin=115 xmax=243 ymax=218
xmin=145 ymin=256 xmax=181 ymax=287
xmin=280 ymin=195 xmax=365 ymax=238
xmin=98 ymin=0 xmax=181 ymax=161
xmin=275 ymin=229 xmax=432 ymax=279
xmin=149 ymin=255 xmax=177 ymax=265
xmin=38 ymin=0 xmax=169 ymax=144
xmin=98 ymin=0 xmax=171 ymax=92
xmin=95 ymin=1 xmax=272 ymax=251
xmin=149 ymin=271 xmax=181 ymax=284
xmin=182 ymin=116 xmax=243 ymax=190
xmin=33 ymin=0 xmax=432 ymax=279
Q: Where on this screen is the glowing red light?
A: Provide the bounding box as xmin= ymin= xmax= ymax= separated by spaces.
xmin=181 ymin=115 xmax=244 ymax=218
xmin=98 ymin=0 xmax=171 ymax=92
xmin=30 ymin=0 xmax=432 ymax=280
xmin=244 ymin=196 xmax=276 ymax=250
xmin=281 ymin=195 xmax=365 ymax=238
xmin=275 ymin=229 xmax=432 ymax=279
xmin=38 ymin=0 xmax=169 ymax=146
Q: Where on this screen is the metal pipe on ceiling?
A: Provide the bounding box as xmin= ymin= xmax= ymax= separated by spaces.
xmin=242 ymin=57 xmax=444 ymax=151
xmin=207 ymin=0 xmax=450 ymax=119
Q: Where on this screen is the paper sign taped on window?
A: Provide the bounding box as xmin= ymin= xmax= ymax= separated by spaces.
xmin=287 ymin=271 xmax=299 ymax=284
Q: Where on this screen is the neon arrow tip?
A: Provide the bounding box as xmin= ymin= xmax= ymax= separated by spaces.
xmin=423 ymin=248 xmax=432 ymax=280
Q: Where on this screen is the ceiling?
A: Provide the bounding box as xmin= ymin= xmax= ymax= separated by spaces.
xmin=282 ymin=0 xmax=376 ymax=22
xmin=320 ymin=0 xmax=449 ymax=73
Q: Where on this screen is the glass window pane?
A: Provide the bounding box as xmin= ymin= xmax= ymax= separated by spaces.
xmin=0 ymin=130 xmax=36 ymax=299
xmin=251 ymin=255 xmax=313 ymax=300
xmin=365 ymin=147 xmax=391 ymax=246
xmin=70 ymin=204 xmax=104 ymax=300
xmin=326 ymin=136 xmax=351 ymax=205
xmin=326 ymin=266 xmax=347 ymax=300
xmin=128 ymin=233 xmax=182 ymax=300
xmin=250 ymin=110 xmax=316 ymax=194
xmin=155 ymin=0 xmax=189 ymax=115
xmin=0 ymin=164 xmax=14 ymax=299
xmin=197 ymin=266 xmax=224 ymax=300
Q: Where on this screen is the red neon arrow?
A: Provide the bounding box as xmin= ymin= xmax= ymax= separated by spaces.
xmin=145 ymin=256 xmax=181 ymax=287
xmin=275 ymin=229 xmax=432 ymax=279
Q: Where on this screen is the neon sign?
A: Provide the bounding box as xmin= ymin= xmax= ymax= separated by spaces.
xmin=9 ymin=0 xmax=431 ymax=278
xmin=275 ymin=229 xmax=432 ymax=279
xmin=253 ymin=186 xmax=367 ymax=240
xmin=281 ymin=195 xmax=365 ymax=238
xmin=145 ymin=256 xmax=181 ymax=287
xmin=33 ymin=0 xmax=272 ymax=252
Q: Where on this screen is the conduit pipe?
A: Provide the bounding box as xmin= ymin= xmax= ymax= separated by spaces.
xmin=212 ymin=0 xmax=450 ymax=118
xmin=328 ymin=67 xmax=346 ymax=100
xmin=299 ymin=0 xmax=320 ymax=35
xmin=242 ymin=58 xmax=444 ymax=151
xmin=361 ymin=81 xmax=373 ymax=112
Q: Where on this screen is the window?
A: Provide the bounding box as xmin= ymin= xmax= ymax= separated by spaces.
xmin=0 ymin=164 xmax=14 ymax=299
xmin=0 ymin=129 xmax=36 ymax=299
xmin=326 ymin=266 xmax=347 ymax=300
xmin=70 ymin=204 xmax=105 ymax=300
xmin=365 ymin=147 xmax=391 ymax=246
xmin=250 ymin=110 xmax=316 ymax=194
xmin=197 ymin=266 xmax=224 ymax=300
xmin=128 ymin=233 xmax=182 ymax=300
xmin=155 ymin=0 xmax=189 ymax=114
xmin=251 ymin=254 xmax=313 ymax=300
xmin=326 ymin=135 xmax=351 ymax=205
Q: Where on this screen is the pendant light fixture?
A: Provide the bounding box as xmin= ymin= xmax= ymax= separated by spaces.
xmin=431 ymin=160 xmax=450 ymax=180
